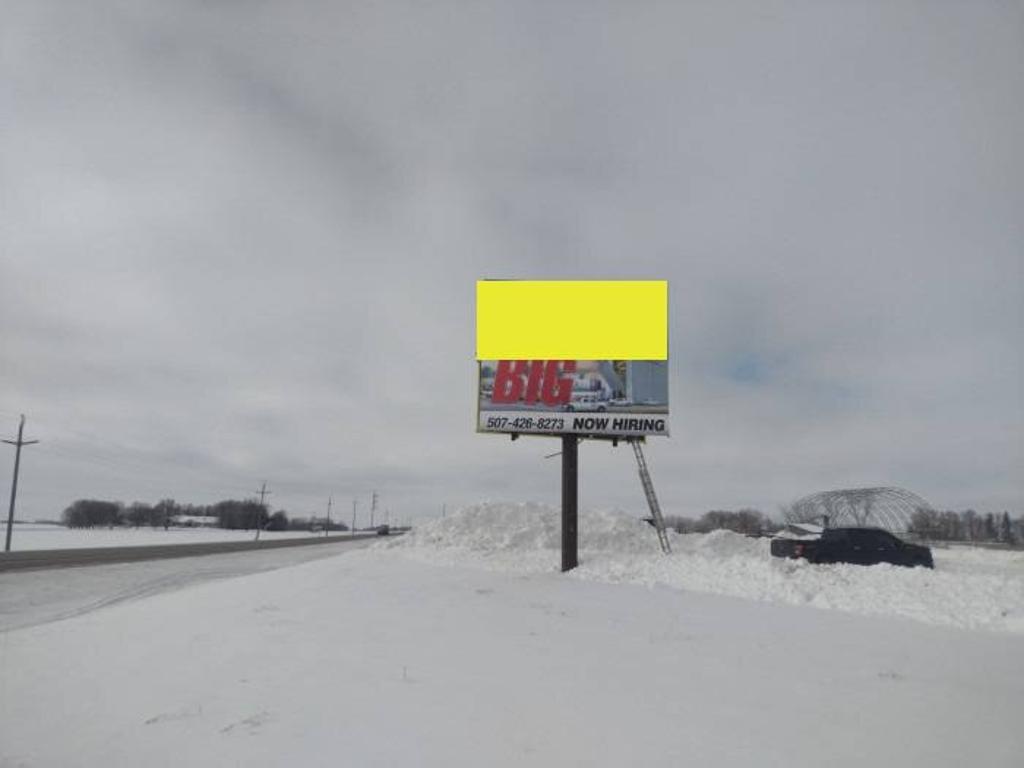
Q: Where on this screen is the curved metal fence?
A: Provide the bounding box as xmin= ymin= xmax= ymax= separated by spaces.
xmin=785 ymin=487 xmax=934 ymax=533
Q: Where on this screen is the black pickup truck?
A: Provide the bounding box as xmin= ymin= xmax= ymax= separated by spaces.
xmin=771 ymin=527 xmax=933 ymax=568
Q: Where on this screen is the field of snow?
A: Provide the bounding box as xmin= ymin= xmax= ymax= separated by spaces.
xmin=2 ymin=503 xmax=1022 ymax=766
xmin=5 ymin=523 xmax=339 ymax=551
xmin=387 ymin=503 xmax=1024 ymax=633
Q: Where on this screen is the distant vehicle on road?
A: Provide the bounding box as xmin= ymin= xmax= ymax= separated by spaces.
xmin=771 ymin=527 xmax=933 ymax=568
xmin=375 ymin=525 xmax=390 ymax=536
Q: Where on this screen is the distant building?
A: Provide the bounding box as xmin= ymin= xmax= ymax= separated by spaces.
xmin=626 ymin=361 xmax=668 ymax=404
xmin=170 ymin=515 xmax=219 ymax=528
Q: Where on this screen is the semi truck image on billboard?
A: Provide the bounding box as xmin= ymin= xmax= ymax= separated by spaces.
xmin=478 ymin=360 xmax=669 ymax=437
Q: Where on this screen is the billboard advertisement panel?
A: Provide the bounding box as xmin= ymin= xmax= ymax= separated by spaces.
xmin=477 ymin=360 xmax=669 ymax=437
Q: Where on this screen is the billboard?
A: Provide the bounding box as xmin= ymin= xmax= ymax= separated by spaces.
xmin=477 ymin=359 xmax=669 ymax=437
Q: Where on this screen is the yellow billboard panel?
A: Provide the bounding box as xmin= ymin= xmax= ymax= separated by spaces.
xmin=476 ymin=280 xmax=667 ymax=360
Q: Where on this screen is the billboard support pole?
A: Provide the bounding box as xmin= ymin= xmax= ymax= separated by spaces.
xmin=561 ymin=434 xmax=578 ymax=572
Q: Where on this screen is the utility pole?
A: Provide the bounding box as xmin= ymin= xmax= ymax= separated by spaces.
xmin=370 ymin=491 xmax=378 ymax=528
xmin=254 ymin=481 xmax=270 ymax=541
xmin=325 ymin=496 xmax=333 ymax=537
xmin=351 ymin=498 xmax=358 ymax=534
xmin=3 ymin=415 xmax=38 ymax=552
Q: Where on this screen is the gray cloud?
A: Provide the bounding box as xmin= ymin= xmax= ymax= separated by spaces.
xmin=2 ymin=0 xmax=1021 ymax=523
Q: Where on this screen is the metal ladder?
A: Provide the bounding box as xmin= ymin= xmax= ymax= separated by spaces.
xmin=630 ymin=439 xmax=671 ymax=554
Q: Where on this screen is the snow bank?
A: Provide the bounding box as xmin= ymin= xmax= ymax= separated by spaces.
xmin=385 ymin=502 xmax=661 ymax=573
xmin=583 ymin=542 xmax=1024 ymax=634
xmin=392 ymin=502 xmax=661 ymax=555
xmin=385 ymin=503 xmax=1024 ymax=633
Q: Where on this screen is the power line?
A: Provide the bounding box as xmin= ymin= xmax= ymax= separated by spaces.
xmin=4 ymin=415 xmax=39 ymax=552
xmin=30 ymin=437 xmax=255 ymax=493
xmin=25 ymin=444 xmax=253 ymax=505
xmin=7 ymin=420 xmax=377 ymax=526
xmin=12 ymin=415 xmax=270 ymax=495
xmin=31 ymin=443 xmax=253 ymax=499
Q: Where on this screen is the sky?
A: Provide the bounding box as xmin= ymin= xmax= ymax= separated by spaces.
xmin=2 ymin=0 xmax=1022 ymax=524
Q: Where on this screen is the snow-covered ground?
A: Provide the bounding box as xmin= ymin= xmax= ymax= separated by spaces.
xmin=5 ymin=523 xmax=340 ymax=550
xmin=388 ymin=503 xmax=1024 ymax=634
xmin=2 ymin=503 xmax=1022 ymax=767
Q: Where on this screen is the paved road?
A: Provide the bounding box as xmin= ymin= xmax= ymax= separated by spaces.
xmin=0 ymin=536 xmax=379 ymax=632
xmin=0 ymin=532 xmax=390 ymax=572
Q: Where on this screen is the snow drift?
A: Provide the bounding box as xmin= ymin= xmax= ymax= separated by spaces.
xmin=385 ymin=502 xmax=1024 ymax=633
xmin=391 ymin=501 xmax=662 ymax=555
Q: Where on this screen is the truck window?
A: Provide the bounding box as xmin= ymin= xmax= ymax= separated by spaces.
xmin=853 ymin=530 xmax=892 ymax=548
xmin=847 ymin=530 xmax=877 ymax=547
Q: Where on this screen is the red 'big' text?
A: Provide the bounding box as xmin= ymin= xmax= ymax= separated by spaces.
xmin=491 ymin=361 xmax=576 ymax=406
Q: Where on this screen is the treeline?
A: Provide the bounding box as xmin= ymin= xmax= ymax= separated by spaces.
xmin=910 ymin=509 xmax=1020 ymax=544
xmin=60 ymin=498 xmax=349 ymax=533
xmin=664 ymin=509 xmax=779 ymax=535
xmin=661 ymin=507 xmax=1022 ymax=544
